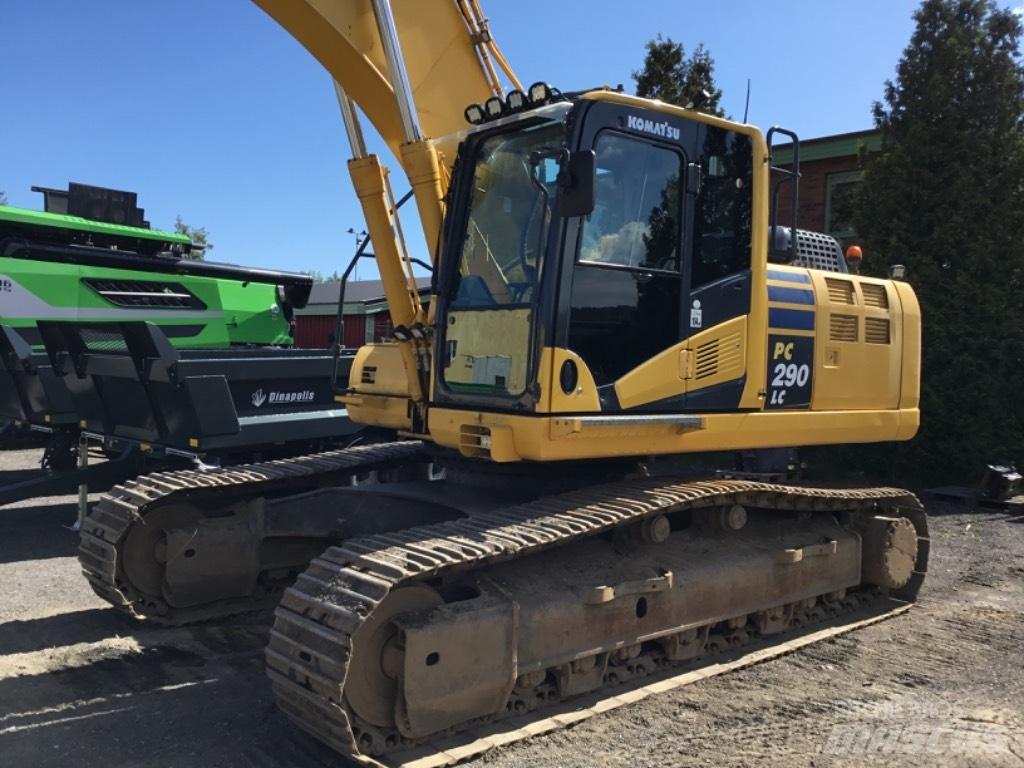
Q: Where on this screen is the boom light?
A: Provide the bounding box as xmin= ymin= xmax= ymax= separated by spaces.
xmin=506 ymin=89 xmax=526 ymax=112
xmin=528 ymin=81 xmax=552 ymax=104
xmin=484 ymin=96 xmax=505 ymax=119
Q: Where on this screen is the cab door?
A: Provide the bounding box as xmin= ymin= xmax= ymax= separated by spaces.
xmin=557 ymin=104 xmax=694 ymax=412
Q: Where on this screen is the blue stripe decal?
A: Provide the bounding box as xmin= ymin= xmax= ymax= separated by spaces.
xmin=769 ymin=307 xmax=816 ymax=331
xmin=767 ymin=269 xmax=811 ymax=284
xmin=768 ymin=286 xmax=815 ymax=305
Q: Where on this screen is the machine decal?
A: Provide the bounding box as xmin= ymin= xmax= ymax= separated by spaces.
xmin=767 ymin=285 xmax=814 ymax=305
xmin=251 ymin=388 xmax=317 ymax=408
xmin=625 ymin=114 xmax=681 ymax=140
xmin=690 ymin=299 xmax=703 ymax=328
xmin=766 ymin=334 xmax=813 ymax=409
xmin=767 ymin=307 xmax=815 ymax=331
xmin=767 ymin=269 xmax=811 ymax=284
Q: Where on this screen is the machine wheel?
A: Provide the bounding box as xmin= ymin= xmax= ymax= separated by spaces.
xmin=345 ymin=585 xmax=443 ymax=728
xmin=121 ymin=503 xmax=203 ymax=599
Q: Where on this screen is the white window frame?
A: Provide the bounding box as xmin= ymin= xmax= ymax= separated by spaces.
xmin=825 ymin=170 xmax=864 ymax=240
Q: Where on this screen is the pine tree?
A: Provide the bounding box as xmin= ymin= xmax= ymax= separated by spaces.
xmin=633 ymin=37 xmax=724 ymax=116
xmin=855 ymin=0 xmax=1024 ymax=484
xmin=174 ymin=215 xmax=211 ymax=261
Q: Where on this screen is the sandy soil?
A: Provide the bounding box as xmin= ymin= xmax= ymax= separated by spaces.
xmin=0 ymin=446 xmax=1021 ymax=767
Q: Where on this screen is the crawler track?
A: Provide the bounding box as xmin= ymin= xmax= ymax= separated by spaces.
xmin=266 ymin=478 xmax=928 ymax=766
xmin=78 ymin=441 xmax=428 ymax=625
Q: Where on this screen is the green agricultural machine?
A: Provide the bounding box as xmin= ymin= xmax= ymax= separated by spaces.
xmin=0 ymin=182 xmax=301 ymax=349
xmin=0 ymin=183 xmax=362 ymax=508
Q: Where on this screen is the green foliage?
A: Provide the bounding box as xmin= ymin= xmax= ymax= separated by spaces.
xmin=632 ymin=36 xmax=724 ymax=116
xmin=305 ymin=270 xmax=341 ymax=283
xmin=854 ymin=0 xmax=1024 ymax=485
xmin=173 ymin=215 xmax=211 ymax=261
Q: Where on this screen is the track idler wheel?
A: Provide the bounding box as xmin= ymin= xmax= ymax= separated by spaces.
xmin=121 ymin=503 xmax=203 ymax=601
xmin=346 ymin=585 xmax=443 ymax=729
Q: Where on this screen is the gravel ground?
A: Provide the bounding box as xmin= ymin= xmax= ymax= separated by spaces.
xmin=0 ymin=446 xmax=1021 ymax=767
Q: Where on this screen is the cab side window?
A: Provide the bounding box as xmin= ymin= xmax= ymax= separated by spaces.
xmin=578 ymin=133 xmax=682 ymax=273
xmin=692 ymin=128 xmax=753 ymax=287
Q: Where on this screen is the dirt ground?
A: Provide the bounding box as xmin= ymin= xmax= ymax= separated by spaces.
xmin=0 ymin=446 xmax=1021 ymax=768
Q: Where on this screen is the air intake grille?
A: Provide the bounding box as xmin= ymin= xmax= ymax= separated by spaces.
xmin=694 ymin=340 xmax=719 ymax=379
xmin=83 ymin=279 xmax=205 ymax=309
xmin=861 ymin=283 xmax=889 ymax=309
xmin=360 ymin=366 xmax=377 ymax=385
xmin=865 ymin=317 xmax=891 ymax=344
xmin=694 ymin=332 xmax=743 ymax=380
xmin=830 ymin=314 xmax=858 ymax=342
xmin=825 ymin=278 xmax=855 ymax=304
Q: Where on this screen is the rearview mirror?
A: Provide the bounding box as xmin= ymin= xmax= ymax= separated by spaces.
xmin=557 ymin=150 xmax=595 ymax=218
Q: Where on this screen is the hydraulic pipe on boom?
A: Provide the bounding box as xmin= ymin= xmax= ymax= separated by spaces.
xmin=333 ymin=81 xmax=368 ymax=158
xmin=368 ymin=0 xmax=448 ymax=262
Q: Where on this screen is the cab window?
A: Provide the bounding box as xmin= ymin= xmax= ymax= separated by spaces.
xmin=692 ymin=128 xmax=753 ymax=287
xmin=578 ymin=132 xmax=682 ymax=273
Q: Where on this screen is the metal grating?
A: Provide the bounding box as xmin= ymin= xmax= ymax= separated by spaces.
xmin=83 ymin=279 xmax=206 ymax=309
xmin=80 ymin=327 xmax=129 ymax=352
xmin=865 ymin=317 xmax=891 ymax=344
xmin=861 ymin=283 xmax=889 ymax=309
xmin=790 ymin=229 xmax=848 ymax=273
xmin=829 ymin=314 xmax=858 ymax=342
xmin=825 ymin=278 xmax=855 ymax=304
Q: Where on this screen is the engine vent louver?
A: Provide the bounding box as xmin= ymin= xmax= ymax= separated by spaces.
xmin=694 ymin=332 xmax=743 ymax=380
xmin=865 ymin=317 xmax=891 ymax=344
xmin=861 ymin=283 xmax=889 ymax=309
xmin=360 ymin=366 xmax=377 ymax=385
xmin=825 ymin=278 xmax=855 ymax=305
xmin=829 ymin=314 xmax=859 ymax=342
xmin=83 ymin=279 xmax=205 ymax=309
xmin=694 ymin=339 xmax=719 ymax=379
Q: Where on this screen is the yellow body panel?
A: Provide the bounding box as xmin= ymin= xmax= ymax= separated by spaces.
xmin=808 ymin=272 xmax=902 ymax=410
xmin=536 ymin=348 xmax=601 ymax=414
xmin=613 ymin=316 xmax=747 ymax=409
xmin=893 ymin=281 xmax=922 ymax=410
xmin=341 ymin=344 xmax=415 ymax=430
xmin=428 ymin=407 xmax=919 ymax=462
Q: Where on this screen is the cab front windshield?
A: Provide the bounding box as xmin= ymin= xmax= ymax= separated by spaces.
xmin=443 ymin=120 xmax=563 ymax=398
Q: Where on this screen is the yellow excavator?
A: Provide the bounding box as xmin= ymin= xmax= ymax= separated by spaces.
xmin=78 ymin=1 xmax=928 ymax=764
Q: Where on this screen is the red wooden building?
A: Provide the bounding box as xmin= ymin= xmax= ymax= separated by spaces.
xmin=293 ymin=277 xmax=431 ymax=349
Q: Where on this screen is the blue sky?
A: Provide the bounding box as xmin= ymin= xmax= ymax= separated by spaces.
xmin=1 ymin=0 xmax=969 ymax=278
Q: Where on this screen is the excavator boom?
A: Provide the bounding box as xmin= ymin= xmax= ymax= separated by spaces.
xmin=251 ymin=0 xmax=518 ymax=172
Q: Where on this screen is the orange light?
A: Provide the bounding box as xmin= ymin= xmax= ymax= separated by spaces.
xmin=846 ymin=245 xmax=863 ymax=262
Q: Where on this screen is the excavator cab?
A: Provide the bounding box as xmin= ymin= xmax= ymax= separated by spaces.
xmin=433 ymin=95 xmax=757 ymax=416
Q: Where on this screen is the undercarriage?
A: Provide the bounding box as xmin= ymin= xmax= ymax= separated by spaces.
xmin=78 ymin=442 xmax=927 ymax=765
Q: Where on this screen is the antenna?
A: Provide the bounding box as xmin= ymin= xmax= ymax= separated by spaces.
xmin=743 ymin=78 xmax=751 ymax=124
